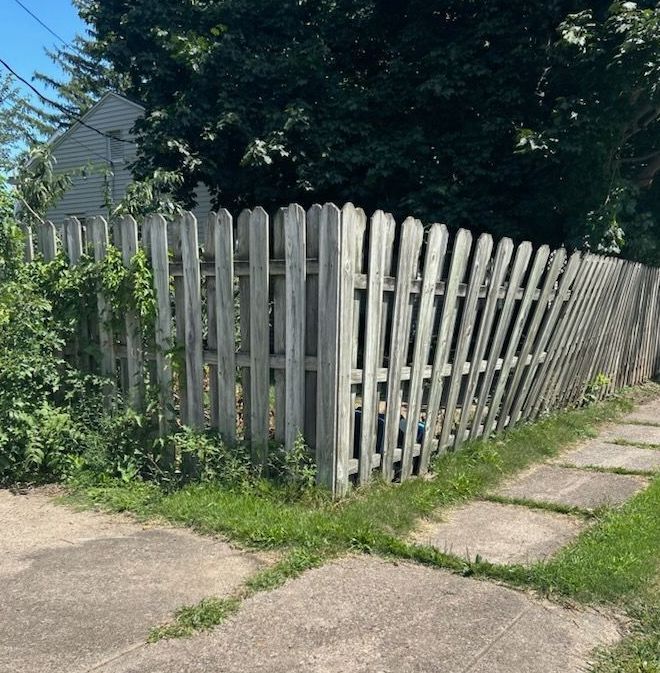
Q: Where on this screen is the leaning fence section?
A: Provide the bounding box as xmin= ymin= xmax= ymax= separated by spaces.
xmin=27 ymin=203 xmax=660 ymax=496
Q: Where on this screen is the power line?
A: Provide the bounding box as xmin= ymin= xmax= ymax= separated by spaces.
xmin=11 ymin=0 xmax=72 ymax=48
xmin=0 ymin=57 xmax=135 ymax=145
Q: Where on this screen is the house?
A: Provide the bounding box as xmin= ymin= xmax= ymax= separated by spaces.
xmin=38 ymin=91 xmax=212 ymax=225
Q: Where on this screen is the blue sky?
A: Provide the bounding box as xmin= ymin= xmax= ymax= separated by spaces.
xmin=0 ymin=0 xmax=87 ymax=104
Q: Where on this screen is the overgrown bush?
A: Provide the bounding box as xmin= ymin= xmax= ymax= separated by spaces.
xmin=0 ymin=179 xmax=317 ymax=496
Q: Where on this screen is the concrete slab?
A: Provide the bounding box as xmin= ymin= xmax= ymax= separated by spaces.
xmin=492 ymin=465 xmax=648 ymax=510
xmin=95 ymin=556 xmax=622 ymax=673
xmin=0 ymin=488 xmax=265 ymax=673
xmin=623 ymin=399 xmax=660 ymax=426
xmin=411 ymin=501 xmax=586 ymax=565
xmin=557 ymin=441 xmax=660 ymax=472
xmin=601 ymin=423 xmax=660 ymax=446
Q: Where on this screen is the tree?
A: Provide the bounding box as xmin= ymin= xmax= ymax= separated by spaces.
xmin=30 ymin=0 xmax=128 ymax=133
xmin=78 ymin=0 xmax=659 ymax=261
xmin=0 ymin=75 xmax=48 ymax=173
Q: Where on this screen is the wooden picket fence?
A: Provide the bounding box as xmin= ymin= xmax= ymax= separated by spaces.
xmin=27 ymin=203 xmax=660 ymax=495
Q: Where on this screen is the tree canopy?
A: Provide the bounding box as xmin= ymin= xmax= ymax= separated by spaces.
xmin=53 ymin=1 xmax=660 ymax=262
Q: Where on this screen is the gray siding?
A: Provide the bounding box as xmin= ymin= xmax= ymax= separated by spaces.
xmin=45 ymin=93 xmax=214 ymax=231
xmin=46 ymin=93 xmax=142 ymax=223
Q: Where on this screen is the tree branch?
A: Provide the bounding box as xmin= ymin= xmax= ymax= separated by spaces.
xmin=621 ymin=149 xmax=660 ymax=164
xmin=636 ymin=152 xmax=660 ymax=188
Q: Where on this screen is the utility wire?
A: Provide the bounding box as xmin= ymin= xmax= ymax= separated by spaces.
xmin=11 ymin=0 xmax=72 ymax=48
xmin=0 ymin=57 xmax=135 ymax=144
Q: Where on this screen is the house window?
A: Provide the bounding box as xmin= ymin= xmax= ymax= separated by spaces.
xmin=107 ymin=130 xmax=125 ymax=163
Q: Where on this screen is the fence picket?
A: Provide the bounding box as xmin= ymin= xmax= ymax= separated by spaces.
xmin=272 ymin=209 xmax=286 ymax=443
xmin=284 ymin=204 xmax=307 ymax=451
xmin=120 ymin=216 xmax=144 ymax=408
xmin=204 ymin=215 xmax=220 ymax=430
xmin=249 ymin=207 xmax=270 ymax=462
xmin=382 ymin=217 xmax=424 ymax=481
xmin=36 ymin=220 xmax=57 ymax=260
xmin=316 ymin=204 xmax=342 ymax=490
xmin=404 ymin=223 xmax=448 ymax=476
xmin=335 ymin=204 xmax=362 ymax=495
xmin=147 ymin=214 xmax=174 ymax=447
xmin=212 ymin=209 xmax=237 ymax=444
xmin=88 ymin=216 xmax=116 ymax=392
xmin=180 ymin=212 xmax=204 ymax=430
xmin=304 ymin=205 xmax=321 ymax=448
xmin=358 ymin=211 xmax=393 ymax=484
xmin=236 ymin=209 xmax=252 ymax=440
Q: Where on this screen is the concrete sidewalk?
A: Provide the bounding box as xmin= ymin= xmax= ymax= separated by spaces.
xmin=0 ymin=489 xmax=265 ymax=673
xmin=3 ymin=395 xmax=660 ymax=673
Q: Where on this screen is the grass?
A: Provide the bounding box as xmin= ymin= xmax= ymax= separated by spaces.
xmin=148 ymin=547 xmax=327 ymax=641
xmin=65 ymin=382 xmax=660 ymax=659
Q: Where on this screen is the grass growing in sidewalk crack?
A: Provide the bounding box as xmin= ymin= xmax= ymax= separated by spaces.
xmin=148 ymin=548 xmax=327 ymax=642
xmin=482 ymin=493 xmax=598 ymax=518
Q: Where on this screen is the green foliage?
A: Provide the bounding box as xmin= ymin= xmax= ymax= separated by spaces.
xmin=583 ymin=372 xmax=613 ymax=405
xmin=148 ymin=597 xmax=241 ymax=642
xmin=71 ymin=0 xmax=660 ymax=263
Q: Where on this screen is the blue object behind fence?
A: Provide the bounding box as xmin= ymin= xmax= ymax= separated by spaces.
xmin=353 ymin=408 xmax=425 ymax=456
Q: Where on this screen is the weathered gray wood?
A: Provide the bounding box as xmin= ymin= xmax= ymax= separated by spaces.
xmin=147 ymin=213 xmax=174 ymax=446
xmin=453 ymin=237 xmax=514 ymax=447
xmin=213 ymin=209 xmax=237 ymax=444
xmin=64 ymin=216 xmax=83 ymax=264
xmin=505 ymin=251 xmax=581 ymax=428
xmin=272 ymin=209 xmax=286 ymax=443
xmin=565 ymin=257 xmax=622 ymax=406
xmin=470 ymin=241 xmax=533 ymax=440
xmin=382 ymin=217 xmax=424 ymax=481
xmin=64 ymin=216 xmax=88 ymax=369
xmin=249 ymin=207 xmax=270 ymax=462
xmin=180 ymin=211 xmax=204 ymax=429
xmin=419 ymin=229 xmax=473 ymax=467
xmin=316 ymin=203 xmax=342 ymax=491
xmin=236 ymin=209 xmax=252 ymax=440
xmin=438 ymin=233 xmax=494 ymax=450
xmin=495 ymin=249 xmax=571 ymax=432
xmin=304 ymin=205 xmax=321 ymax=448
xmin=204 ymin=215 xmax=220 ymax=430
xmin=358 ymin=211 xmax=392 ymax=484
xmin=335 ymin=203 xmax=362 ymax=496
xmin=120 ymin=215 xmax=145 ymax=408
xmin=38 ymin=221 xmax=58 ymax=260
xmin=578 ymin=258 xmax=625 ymax=399
xmin=284 ymin=204 xmax=307 ymax=451
xmin=168 ymin=219 xmax=187 ymax=425
xmin=22 ymin=224 xmax=33 ymax=262
xmin=403 ymin=223 xmax=448 ymax=476
xmin=88 ymin=216 xmax=116 ymax=388
xmin=525 ymin=255 xmax=599 ymax=416
xmin=349 ymin=211 xmax=367 ymax=473
xmin=599 ymin=259 xmax=634 ymax=394
xmin=482 ymin=245 xmax=550 ymax=436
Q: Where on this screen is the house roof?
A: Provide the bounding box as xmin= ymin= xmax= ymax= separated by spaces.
xmin=44 ymin=91 xmax=145 ymax=154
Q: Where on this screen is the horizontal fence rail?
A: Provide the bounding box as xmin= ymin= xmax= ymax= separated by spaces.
xmin=25 ymin=204 xmax=660 ymax=495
